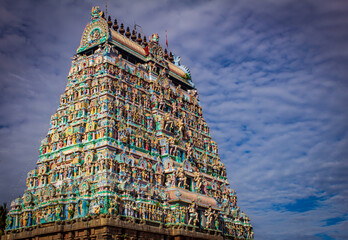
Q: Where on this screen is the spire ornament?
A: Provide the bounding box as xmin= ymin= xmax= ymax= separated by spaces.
xmin=113 ymin=19 xmax=119 ymax=31
xmin=107 ymin=16 xmax=112 ymax=28
xmin=119 ymin=23 xmax=125 ymax=35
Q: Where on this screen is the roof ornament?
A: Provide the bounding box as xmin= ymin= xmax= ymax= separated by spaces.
xmin=136 ymin=33 xmax=142 ymax=45
xmin=119 ymin=23 xmax=125 ymax=35
xmin=164 ymin=49 xmax=168 ymax=59
xmin=174 ymin=55 xmax=192 ymax=82
xmin=173 ymin=56 xmax=181 ymax=66
xmin=131 ymin=30 xmax=136 ymax=41
xmin=113 ymin=19 xmax=118 ymax=31
xmin=107 ymin=16 xmax=112 ymax=28
xmin=143 ymin=36 xmax=148 ymax=47
xmin=168 ymin=52 xmax=174 ymax=62
xmin=150 ymin=33 xmax=159 ymax=44
xmin=91 ymin=6 xmax=103 ymax=22
xmin=77 ymin=7 xmax=110 ymax=53
xmin=125 ymin=27 xmax=131 ymax=38
xmin=146 ymin=34 xmax=164 ymax=61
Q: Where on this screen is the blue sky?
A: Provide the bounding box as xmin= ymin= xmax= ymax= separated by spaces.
xmin=0 ymin=0 xmax=347 ymax=239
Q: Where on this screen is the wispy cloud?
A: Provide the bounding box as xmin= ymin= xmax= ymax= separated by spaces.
xmin=0 ymin=0 xmax=347 ymax=239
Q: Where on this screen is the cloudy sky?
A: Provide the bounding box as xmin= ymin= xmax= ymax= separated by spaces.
xmin=0 ymin=0 xmax=347 ymax=239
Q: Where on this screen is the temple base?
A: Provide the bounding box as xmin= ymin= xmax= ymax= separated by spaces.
xmin=2 ymin=215 xmax=229 ymax=240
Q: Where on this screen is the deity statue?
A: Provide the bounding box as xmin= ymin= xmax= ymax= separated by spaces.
xmin=163 ymin=113 xmax=173 ymax=131
xmin=108 ymin=196 xmax=119 ymax=215
xmin=68 ymin=204 xmax=75 ymax=219
xmin=158 ymin=94 xmax=165 ymax=110
xmin=168 ymin=137 xmax=177 ymax=156
xmin=188 ymin=202 xmax=198 ymax=226
xmin=204 ymin=206 xmax=214 ymax=229
xmin=176 ymin=167 xmax=186 ymax=189
xmin=6 ymin=216 xmax=13 ymax=229
xmin=194 ymin=172 xmax=202 ymax=193
xmin=23 ymin=212 xmax=28 ymax=227
xmin=186 ymin=142 xmax=193 ymax=160
xmin=57 ymin=204 xmax=64 ymax=220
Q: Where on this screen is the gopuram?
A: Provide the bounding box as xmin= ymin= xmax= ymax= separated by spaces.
xmin=3 ymin=7 xmax=253 ymax=240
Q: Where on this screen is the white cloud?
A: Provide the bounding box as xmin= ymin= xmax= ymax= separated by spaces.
xmin=0 ymin=0 xmax=347 ymax=239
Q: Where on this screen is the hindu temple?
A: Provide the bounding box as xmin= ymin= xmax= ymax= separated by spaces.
xmin=3 ymin=6 xmax=253 ymax=240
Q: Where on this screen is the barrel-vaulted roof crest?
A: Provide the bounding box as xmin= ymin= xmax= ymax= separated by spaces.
xmin=76 ymin=7 xmax=110 ymax=53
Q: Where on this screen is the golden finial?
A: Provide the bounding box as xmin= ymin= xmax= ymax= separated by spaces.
xmin=131 ymin=30 xmax=136 ymax=41
xmin=119 ymin=23 xmax=125 ymax=35
xmin=164 ymin=49 xmax=168 ymax=60
xmin=125 ymin=27 xmax=131 ymax=38
xmin=169 ymin=52 xmax=174 ymax=62
xmin=143 ymin=36 xmax=148 ymax=47
xmin=137 ymin=33 xmax=142 ymax=45
xmin=113 ymin=19 xmax=119 ymax=31
xmin=107 ymin=16 xmax=112 ymax=28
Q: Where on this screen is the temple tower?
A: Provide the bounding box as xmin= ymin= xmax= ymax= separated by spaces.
xmin=3 ymin=7 xmax=253 ymax=240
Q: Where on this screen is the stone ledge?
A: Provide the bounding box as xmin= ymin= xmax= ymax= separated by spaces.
xmin=2 ymin=217 xmax=228 ymax=240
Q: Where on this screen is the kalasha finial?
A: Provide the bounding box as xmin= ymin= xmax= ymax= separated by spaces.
xmin=119 ymin=23 xmax=125 ymax=35
xmin=143 ymin=36 xmax=148 ymax=47
xmin=125 ymin=27 xmax=131 ymax=38
xmin=137 ymin=33 xmax=142 ymax=45
xmin=113 ymin=19 xmax=119 ymax=31
xmin=107 ymin=16 xmax=112 ymax=28
xmin=131 ymin=30 xmax=136 ymax=41
xmin=164 ymin=49 xmax=168 ymax=59
xmin=169 ymin=51 xmax=174 ymax=62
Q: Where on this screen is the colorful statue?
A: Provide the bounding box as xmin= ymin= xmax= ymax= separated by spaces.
xmin=205 ymin=206 xmax=214 ymax=229
xmin=188 ymin=202 xmax=198 ymax=226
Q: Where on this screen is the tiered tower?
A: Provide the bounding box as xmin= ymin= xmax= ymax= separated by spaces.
xmin=4 ymin=7 xmax=253 ymax=240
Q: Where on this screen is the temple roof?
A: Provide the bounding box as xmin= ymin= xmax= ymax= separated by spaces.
xmin=76 ymin=6 xmax=193 ymax=89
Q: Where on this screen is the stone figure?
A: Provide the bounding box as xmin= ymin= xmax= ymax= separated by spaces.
xmin=68 ymin=204 xmax=75 ymax=219
xmin=204 ymin=206 xmax=215 ymax=229
xmin=176 ymin=167 xmax=186 ymax=188
xmin=188 ymin=202 xmax=198 ymax=226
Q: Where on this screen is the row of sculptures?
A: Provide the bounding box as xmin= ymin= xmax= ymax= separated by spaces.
xmin=27 ymin=149 xmax=232 ymax=204
xmin=7 ymin=191 xmax=252 ymax=239
xmin=39 ymin=46 xmax=225 ymax=180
